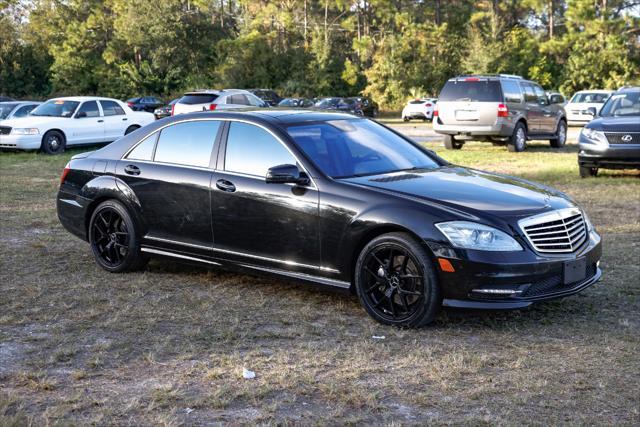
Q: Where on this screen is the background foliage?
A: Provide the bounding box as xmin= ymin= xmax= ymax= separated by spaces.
xmin=1 ymin=0 xmax=639 ymax=109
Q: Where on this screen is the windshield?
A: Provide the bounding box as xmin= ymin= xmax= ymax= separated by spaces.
xmin=0 ymin=103 xmax=18 ymax=119
xmin=570 ymin=92 xmax=610 ymax=104
xmin=599 ymin=91 xmax=640 ymax=117
xmin=287 ymin=119 xmax=440 ymax=179
xmin=439 ymin=80 xmax=502 ymax=102
xmin=31 ymin=100 xmax=80 ymax=118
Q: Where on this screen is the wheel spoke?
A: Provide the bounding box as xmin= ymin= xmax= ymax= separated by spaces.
xmin=387 ymin=289 xmax=397 ymax=318
xmin=400 ymin=255 xmax=409 ymax=274
xmin=386 ymin=249 xmax=395 ymax=270
xmin=399 ymin=292 xmax=411 ymax=311
xmin=364 ymin=266 xmax=380 ymax=280
xmin=399 ymin=274 xmax=421 ymax=279
xmin=365 ymin=281 xmax=383 ymax=293
xmin=398 ymin=288 xmax=422 ymax=296
xmin=371 ymin=252 xmax=386 ymax=269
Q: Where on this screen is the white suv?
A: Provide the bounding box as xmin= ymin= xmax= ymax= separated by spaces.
xmin=402 ymin=98 xmax=437 ymax=122
xmin=172 ymin=89 xmax=267 ymax=115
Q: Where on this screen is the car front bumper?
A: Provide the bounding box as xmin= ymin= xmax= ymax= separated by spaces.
xmin=431 ymin=230 xmax=603 ymax=309
xmin=578 ymin=141 xmax=640 ymax=169
xmin=0 ymin=133 xmax=41 ymax=150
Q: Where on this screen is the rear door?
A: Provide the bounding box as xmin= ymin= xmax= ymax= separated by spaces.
xmin=521 ymin=82 xmax=542 ymax=133
xmin=100 ymin=100 xmax=129 ymax=140
xmin=117 ymin=120 xmax=222 ymax=255
xmin=533 ymin=84 xmax=555 ymax=133
xmin=437 ymin=79 xmax=503 ymax=126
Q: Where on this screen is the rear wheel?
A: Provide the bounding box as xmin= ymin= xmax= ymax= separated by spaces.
xmin=125 ymin=125 xmax=140 ymax=135
xmin=40 ymin=130 xmax=66 ymax=155
xmin=579 ymin=165 xmax=598 ymax=178
xmin=508 ymin=122 xmax=527 ymax=152
xmin=443 ymin=134 xmax=463 ymax=150
xmin=550 ymin=120 xmax=567 ymax=148
xmin=89 ymin=200 xmax=147 ymax=273
xmin=355 ymin=233 xmax=440 ymax=327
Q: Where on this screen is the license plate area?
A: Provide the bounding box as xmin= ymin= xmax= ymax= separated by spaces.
xmin=455 ymin=110 xmax=479 ymax=121
xmin=563 ymin=258 xmax=587 ymax=284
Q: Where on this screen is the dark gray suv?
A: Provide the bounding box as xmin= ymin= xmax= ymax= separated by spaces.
xmin=433 ymin=75 xmax=567 ymax=152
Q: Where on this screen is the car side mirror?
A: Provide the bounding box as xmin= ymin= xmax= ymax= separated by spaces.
xmin=76 ymin=112 xmax=87 ymax=118
xmin=266 ymin=164 xmax=309 ymax=185
xmin=586 ymin=107 xmax=597 ymax=117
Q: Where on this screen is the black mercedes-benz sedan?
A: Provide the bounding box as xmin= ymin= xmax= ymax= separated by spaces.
xmin=57 ymin=110 xmax=602 ymax=327
xmin=578 ymin=86 xmax=640 ymax=177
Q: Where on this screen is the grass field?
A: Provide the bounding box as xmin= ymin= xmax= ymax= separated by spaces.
xmin=1 ymin=131 xmax=639 ymax=425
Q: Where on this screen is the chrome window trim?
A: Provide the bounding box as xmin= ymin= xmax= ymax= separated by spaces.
xmin=144 ymin=235 xmax=339 ymax=274
xmin=140 ymin=247 xmax=221 ymax=266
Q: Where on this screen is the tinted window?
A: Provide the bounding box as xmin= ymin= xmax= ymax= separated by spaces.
xmin=288 ymin=119 xmax=440 ymax=178
xmin=439 ymin=80 xmax=502 ymax=102
xmin=13 ymin=105 xmax=37 ymax=118
xmin=533 ymin=85 xmax=548 ymax=105
xmin=181 ymin=94 xmax=218 ymax=105
xmin=599 ymin=91 xmax=640 ymax=117
xmin=227 ymin=94 xmax=250 ymax=105
xmin=127 ymin=133 xmax=157 ymax=161
xmin=409 ymin=100 xmax=426 ymax=105
xmin=155 ymin=121 xmax=220 ymax=167
xmin=246 ymin=94 xmax=265 ymax=107
xmin=522 ymin=83 xmax=537 ymax=102
xmin=225 ymin=122 xmax=295 ymax=177
xmin=76 ymin=101 xmax=100 ymax=118
xmin=101 ymin=100 xmax=125 ymax=116
xmin=31 ymin=100 xmax=79 ymax=118
xmin=501 ymin=81 xmax=523 ymax=103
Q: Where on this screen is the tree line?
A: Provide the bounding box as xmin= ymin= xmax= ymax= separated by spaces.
xmin=1 ymin=0 xmax=639 ymax=110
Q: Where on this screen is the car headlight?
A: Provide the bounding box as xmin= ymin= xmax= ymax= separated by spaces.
xmin=582 ymin=210 xmax=594 ymax=232
xmin=581 ymin=128 xmax=607 ymax=146
xmin=11 ymin=128 xmax=40 ymax=135
xmin=435 ymin=221 xmax=523 ymax=251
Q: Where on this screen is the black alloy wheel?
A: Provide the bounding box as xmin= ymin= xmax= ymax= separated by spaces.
xmin=89 ymin=200 xmax=147 ymax=272
xmin=41 ymin=130 xmax=66 ymax=155
xmin=355 ymin=233 xmax=440 ymax=327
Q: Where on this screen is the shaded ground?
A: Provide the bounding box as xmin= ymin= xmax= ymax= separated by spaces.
xmin=1 ymin=130 xmax=639 ymax=425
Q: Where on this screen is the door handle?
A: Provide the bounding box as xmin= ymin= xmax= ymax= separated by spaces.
xmin=122 ymin=118 xmax=128 ymax=121
xmin=216 ymin=179 xmax=236 ymax=192
xmin=124 ymin=165 xmax=141 ymax=176
xmin=97 ymin=119 xmax=104 ymax=123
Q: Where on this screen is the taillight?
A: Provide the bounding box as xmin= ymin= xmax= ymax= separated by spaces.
xmin=209 ymin=104 xmax=217 ymax=111
xmin=171 ymin=104 xmax=175 ymax=116
xmin=433 ymin=104 xmax=439 ymax=117
xmin=465 ymin=77 xmax=479 ymax=81
xmin=497 ymin=103 xmax=509 ymax=117
xmin=127 ymin=102 xmax=134 ymax=107
xmin=60 ymin=163 xmax=70 ymax=185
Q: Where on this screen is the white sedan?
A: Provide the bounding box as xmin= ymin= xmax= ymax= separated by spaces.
xmin=0 ymin=96 xmax=154 ymax=154
xmin=565 ymin=90 xmax=613 ymax=126
xmin=402 ymin=98 xmax=438 ymax=122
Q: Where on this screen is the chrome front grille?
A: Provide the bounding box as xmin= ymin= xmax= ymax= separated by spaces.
xmin=519 ymin=208 xmax=587 ymax=253
xmin=0 ymin=126 xmax=11 ymax=135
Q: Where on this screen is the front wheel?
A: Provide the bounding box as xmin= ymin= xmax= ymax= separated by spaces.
xmin=550 ymin=120 xmax=567 ymax=148
xmin=508 ymin=123 xmax=527 ymax=152
xmin=402 ymin=116 xmax=410 ymax=122
xmin=443 ymin=134 xmax=463 ymax=150
xmin=579 ymin=165 xmax=598 ymax=178
xmin=40 ymin=130 xmax=66 ymax=155
xmin=89 ymin=200 xmax=147 ymax=273
xmin=355 ymin=232 xmax=440 ymax=327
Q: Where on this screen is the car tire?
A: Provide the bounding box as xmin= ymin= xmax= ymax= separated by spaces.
xmin=443 ymin=134 xmax=463 ymax=150
xmin=550 ymin=120 xmax=567 ymax=148
xmin=354 ymin=232 xmax=440 ymax=328
xmin=508 ymin=123 xmax=527 ymax=152
xmin=579 ymin=165 xmax=598 ymax=178
xmin=89 ymin=200 xmax=148 ymax=273
xmin=40 ymin=130 xmax=66 ymax=155
xmin=125 ymin=125 xmax=140 ymax=135
xmin=403 ymin=116 xmax=410 ymax=122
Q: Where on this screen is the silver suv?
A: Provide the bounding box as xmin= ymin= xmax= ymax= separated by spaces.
xmin=433 ymin=75 xmax=567 ymax=152
xmin=172 ymin=89 xmax=267 ymax=115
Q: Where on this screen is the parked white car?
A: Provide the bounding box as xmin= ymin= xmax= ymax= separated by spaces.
xmin=0 ymin=101 xmax=41 ymax=122
xmin=172 ymin=89 xmax=268 ymax=115
xmin=0 ymin=97 xmax=154 ymax=154
xmin=402 ymin=98 xmax=438 ymax=122
xmin=565 ymin=90 xmax=613 ymax=126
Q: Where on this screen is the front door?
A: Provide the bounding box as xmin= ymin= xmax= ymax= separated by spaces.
xmin=211 ymin=121 xmax=320 ymax=274
xmin=533 ymin=84 xmax=556 ymax=133
xmin=72 ymin=100 xmax=105 ymax=144
xmin=116 ymin=120 xmax=222 ymax=256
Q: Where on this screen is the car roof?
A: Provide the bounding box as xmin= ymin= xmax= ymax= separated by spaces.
xmin=0 ymin=101 xmax=40 ymax=105
xmin=574 ymin=89 xmax=614 ymax=94
xmin=47 ymin=96 xmax=122 ymax=103
xmin=616 ymin=86 xmax=640 ymax=93
xmin=183 ymin=89 xmax=251 ymax=96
